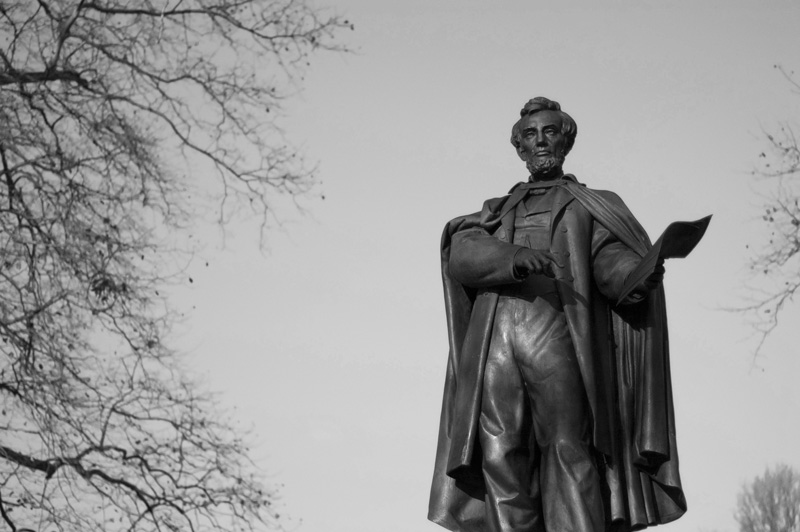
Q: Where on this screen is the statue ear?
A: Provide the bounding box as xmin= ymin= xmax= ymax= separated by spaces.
xmin=516 ymin=145 xmax=527 ymax=161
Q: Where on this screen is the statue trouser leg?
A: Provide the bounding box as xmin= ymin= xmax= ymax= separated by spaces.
xmin=479 ymin=293 xmax=604 ymax=532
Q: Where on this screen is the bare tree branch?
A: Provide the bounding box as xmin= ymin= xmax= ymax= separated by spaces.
xmin=0 ymin=0 xmax=350 ymax=530
xmin=0 ymin=69 xmax=90 ymax=87
xmin=736 ymin=64 xmax=800 ymax=358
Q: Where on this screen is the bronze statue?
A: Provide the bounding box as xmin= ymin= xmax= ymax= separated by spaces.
xmin=428 ymin=97 xmax=688 ymax=532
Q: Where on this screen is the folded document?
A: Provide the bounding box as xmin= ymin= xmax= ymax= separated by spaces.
xmin=617 ymin=215 xmax=712 ymax=304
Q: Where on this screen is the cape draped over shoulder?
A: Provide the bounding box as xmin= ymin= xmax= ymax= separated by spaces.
xmin=428 ymin=179 xmax=686 ymax=532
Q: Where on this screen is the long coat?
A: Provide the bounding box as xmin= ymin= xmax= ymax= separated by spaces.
xmin=428 ymin=178 xmax=686 ymax=532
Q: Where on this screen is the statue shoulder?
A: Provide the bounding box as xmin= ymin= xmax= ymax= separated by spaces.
xmin=482 ymin=194 xmax=510 ymax=216
xmin=443 ymin=210 xmax=481 ymax=240
xmin=586 ymin=186 xmax=624 ymax=204
xmin=444 ymin=194 xmax=510 ymax=227
xmin=442 ymin=193 xmax=512 ymax=244
xmin=575 ymin=184 xmax=636 ymax=217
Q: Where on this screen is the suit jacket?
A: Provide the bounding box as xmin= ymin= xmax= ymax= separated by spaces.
xmin=428 ymin=176 xmax=686 ymax=532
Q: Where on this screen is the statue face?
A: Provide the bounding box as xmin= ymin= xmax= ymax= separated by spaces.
xmin=516 ymin=110 xmax=567 ymax=178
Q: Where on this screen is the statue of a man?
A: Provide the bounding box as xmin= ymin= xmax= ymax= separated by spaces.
xmin=428 ymin=97 xmax=687 ymax=532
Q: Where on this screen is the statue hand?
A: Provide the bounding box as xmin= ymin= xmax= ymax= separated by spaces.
xmin=514 ymin=248 xmax=561 ymax=279
xmin=635 ymin=258 xmax=666 ymax=294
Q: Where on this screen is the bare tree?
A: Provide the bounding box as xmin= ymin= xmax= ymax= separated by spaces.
xmin=741 ymin=65 xmax=800 ymax=354
xmin=736 ymin=464 xmax=800 ymax=532
xmin=0 ymin=1 xmax=349 ymax=531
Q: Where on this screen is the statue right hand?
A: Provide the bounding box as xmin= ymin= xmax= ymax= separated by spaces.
xmin=513 ymin=248 xmax=561 ymax=279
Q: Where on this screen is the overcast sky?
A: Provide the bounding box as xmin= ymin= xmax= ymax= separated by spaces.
xmin=174 ymin=2 xmax=800 ymax=532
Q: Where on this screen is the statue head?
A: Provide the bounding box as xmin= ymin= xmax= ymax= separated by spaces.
xmin=510 ymin=97 xmax=577 ymax=179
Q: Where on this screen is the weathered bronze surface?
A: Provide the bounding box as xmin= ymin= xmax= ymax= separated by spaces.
xmin=428 ymin=97 xmax=687 ymax=532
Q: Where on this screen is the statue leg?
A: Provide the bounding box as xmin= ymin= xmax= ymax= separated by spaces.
xmin=514 ymin=293 xmax=604 ymax=532
xmin=478 ymin=297 xmax=544 ymax=532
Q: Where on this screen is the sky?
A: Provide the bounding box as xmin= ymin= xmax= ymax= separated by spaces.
xmin=172 ymin=2 xmax=800 ymax=532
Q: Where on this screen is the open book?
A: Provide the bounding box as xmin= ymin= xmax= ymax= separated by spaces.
xmin=617 ymin=215 xmax=712 ymax=304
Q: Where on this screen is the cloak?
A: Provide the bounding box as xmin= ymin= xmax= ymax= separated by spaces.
xmin=428 ymin=178 xmax=686 ymax=532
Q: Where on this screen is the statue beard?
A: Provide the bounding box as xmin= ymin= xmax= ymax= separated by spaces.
xmin=526 ymin=154 xmax=565 ymax=180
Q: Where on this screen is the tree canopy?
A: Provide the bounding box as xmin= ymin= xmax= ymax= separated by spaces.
xmin=736 ymin=464 xmax=800 ymax=532
xmin=0 ymin=1 xmax=349 ymax=531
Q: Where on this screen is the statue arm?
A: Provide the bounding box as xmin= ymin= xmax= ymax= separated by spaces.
xmin=448 ymin=226 xmax=524 ymax=288
xmin=592 ymin=221 xmax=649 ymax=304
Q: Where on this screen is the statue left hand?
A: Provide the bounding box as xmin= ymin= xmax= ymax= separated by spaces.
xmin=638 ymin=258 xmax=665 ymax=293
